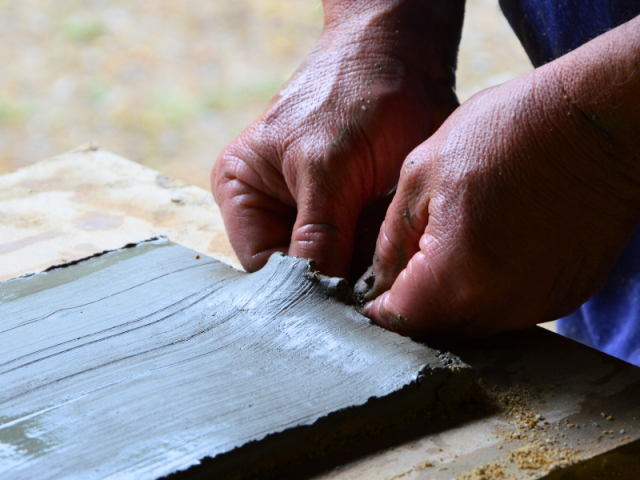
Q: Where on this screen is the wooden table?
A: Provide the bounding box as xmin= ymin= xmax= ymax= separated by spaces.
xmin=2 ymin=146 xmax=639 ymax=479
xmin=0 ymin=144 xmax=238 ymax=283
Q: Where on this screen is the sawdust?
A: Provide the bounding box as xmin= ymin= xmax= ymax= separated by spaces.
xmin=509 ymin=440 xmax=576 ymax=470
xmin=497 ymin=387 xmax=579 ymax=473
xmin=383 ymin=461 xmax=433 ymax=480
xmin=458 ymin=385 xmax=581 ymax=479
xmin=458 ymin=462 xmax=513 ymax=480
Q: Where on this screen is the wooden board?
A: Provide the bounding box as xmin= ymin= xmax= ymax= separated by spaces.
xmin=0 ymin=239 xmax=475 ymax=479
xmin=0 ymin=144 xmax=239 ymax=283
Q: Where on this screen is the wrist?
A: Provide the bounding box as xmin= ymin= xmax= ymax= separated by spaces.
xmin=320 ymin=0 xmax=465 ymax=87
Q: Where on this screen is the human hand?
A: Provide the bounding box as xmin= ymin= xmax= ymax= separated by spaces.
xmin=356 ymin=24 xmax=640 ymax=337
xmin=211 ymin=0 xmax=464 ymax=279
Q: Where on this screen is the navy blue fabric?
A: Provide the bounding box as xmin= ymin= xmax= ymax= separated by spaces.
xmin=499 ymin=0 xmax=640 ymax=68
xmin=558 ymin=225 xmax=640 ymax=367
xmin=498 ymin=0 xmax=640 ymax=366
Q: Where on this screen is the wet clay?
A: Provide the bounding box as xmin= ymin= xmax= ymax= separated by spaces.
xmin=0 ymin=238 xmax=476 ymax=479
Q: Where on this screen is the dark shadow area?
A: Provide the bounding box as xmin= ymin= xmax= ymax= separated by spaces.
xmin=162 ymin=371 xmax=496 ymax=480
xmin=160 ymin=326 xmax=640 ymax=479
xmin=421 ymin=327 xmax=639 ymax=388
xmin=542 ymin=439 xmax=640 ymax=479
xmin=258 ymin=402 xmax=494 ymax=480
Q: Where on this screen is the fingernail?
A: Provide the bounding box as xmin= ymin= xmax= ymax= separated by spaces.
xmin=357 ymin=295 xmax=389 ymax=329
xmin=357 ymin=300 xmax=371 ymax=317
xmin=363 ymin=294 xmax=419 ymax=337
xmin=373 ymin=297 xmax=395 ymax=331
xmin=358 ymin=298 xmax=375 ymax=319
xmin=354 ymin=265 xmax=376 ymax=307
xmin=369 ymin=295 xmax=408 ymax=334
xmin=387 ymin=313 xmax=410 ymax=333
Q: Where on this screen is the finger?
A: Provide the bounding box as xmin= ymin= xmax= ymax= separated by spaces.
xmin=218 ymin=178 xmax=296 ymax=272
xmin=354 ymin=156 xmax=430 ymax=302
xmin=353 ymin=147 xmax=457 ymax=336
xmin=362 ymin=224 xmax=535 ymax=339
xmin=349 ymin=194 xmax=395 ymax=284
xmin=288 ymin=184 xmax=362 ymax=279
xmin=212 ymin=143 xmax=296 ymax=273
xmin=361 ymin=233 xmax=490 ymax=338
xmin=362 ymin=240 xmax=453 ymax=337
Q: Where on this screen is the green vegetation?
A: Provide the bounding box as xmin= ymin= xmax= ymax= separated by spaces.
xmin=153 ymin=91 xmax=200 ymax=127
xmin=87 ymin=80 xmax=110 ymax=104
xmin=62 ymin=17 xmax=106 ymax=43
xmin=0 ymin=98 xmax=29 ymax=125
xmin=204 ymin=79 xmax=282 ymax=112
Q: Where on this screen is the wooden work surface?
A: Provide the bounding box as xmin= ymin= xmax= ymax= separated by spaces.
xmin=0 ymin=144 xmax=239 ymax=283
xmin=1 ymin=147 xmax=640 ymax=479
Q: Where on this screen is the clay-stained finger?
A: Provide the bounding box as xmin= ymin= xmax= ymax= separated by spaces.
xmin=354 ymin=154 xmax=430 ymax=303
xmin=217 ymin=178 xmax=296 ymax=272
xmin=288 ymin=188 xmax=361 ymax=279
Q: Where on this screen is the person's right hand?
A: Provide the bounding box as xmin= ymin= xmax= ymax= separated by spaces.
xmin=211 ymin=0 xmax=464 ymax=280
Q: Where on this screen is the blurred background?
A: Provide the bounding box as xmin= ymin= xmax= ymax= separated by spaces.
xmin=0 ymin=0 xmax=532 ymax=191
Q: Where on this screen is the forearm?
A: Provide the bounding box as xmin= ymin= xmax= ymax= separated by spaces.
xmin=555 ymin=15 xmax=640 ymax=126
xmin=543 ymin=15 xmax=640 ymax=201
xmin=320 ymin=0 xmax=466 ymax=86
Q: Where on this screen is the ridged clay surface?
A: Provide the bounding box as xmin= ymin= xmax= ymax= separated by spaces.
xmin=0 ymin=239 xmax=473 ymax=479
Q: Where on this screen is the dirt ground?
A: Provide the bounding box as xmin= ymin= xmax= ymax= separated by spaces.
xmin=0 ymin=0 xmax=531 ymax=190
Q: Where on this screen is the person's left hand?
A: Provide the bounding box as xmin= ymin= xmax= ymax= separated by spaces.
xmin=355 ymin=54 xmax=640 ymax=337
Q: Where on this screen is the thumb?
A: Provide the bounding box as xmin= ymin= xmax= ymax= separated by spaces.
xmin=288 ymin=186 xmax=361 ymax=278
xmin=355 ymin=149 xmax=489 ymax=338
xmin=354 ymin=158 xmax=429 ymax=304
xmin=360 ymin=239 xmax=453 ymax=337
xmin=361 ymin=223 xmax=502 ymax=339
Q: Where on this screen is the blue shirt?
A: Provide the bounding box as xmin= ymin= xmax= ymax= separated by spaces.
xmin=499 ymin=0 xmax=640 ymax=366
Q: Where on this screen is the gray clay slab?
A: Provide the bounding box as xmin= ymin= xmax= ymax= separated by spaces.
xmin=0 ymin=239 xmax=474 ymax=479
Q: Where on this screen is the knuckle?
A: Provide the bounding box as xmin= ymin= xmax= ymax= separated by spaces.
xmin=292 ymin=222 xmax=341 ymax=247
xmin=291 ymin=221 xmax=352 ymax=264
xmin=214 ymin=141 xmax=248 ymax=182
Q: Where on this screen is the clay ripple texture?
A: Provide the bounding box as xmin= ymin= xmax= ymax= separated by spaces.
xmin=0 ymin=239 xmax=475 ymax=479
